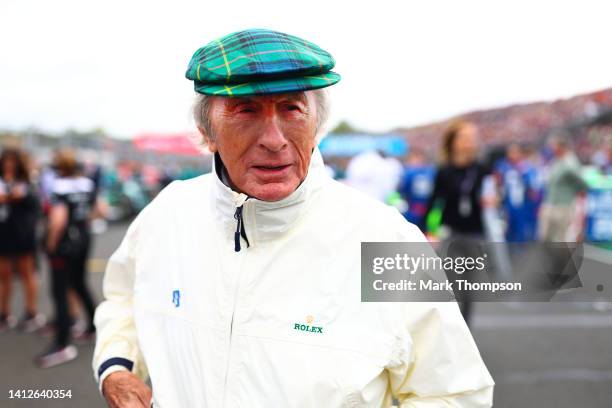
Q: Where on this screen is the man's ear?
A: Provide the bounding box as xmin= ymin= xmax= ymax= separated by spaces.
xmin=198 ymin=126 xmax=218 ymax=153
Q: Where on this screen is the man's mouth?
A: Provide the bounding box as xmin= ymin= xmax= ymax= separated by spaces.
xmin=251 ymin=163 xmax=292 ymax=176
xmin=253 ymin=164 xmax=290 ymax=171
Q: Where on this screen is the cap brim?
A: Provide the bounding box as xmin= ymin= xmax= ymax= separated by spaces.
xmin=194 ymin=72 xmax=340 ymax=97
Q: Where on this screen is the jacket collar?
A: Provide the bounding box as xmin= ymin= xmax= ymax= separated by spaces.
xmin=213 ymin=148 xmax=326 ymax=246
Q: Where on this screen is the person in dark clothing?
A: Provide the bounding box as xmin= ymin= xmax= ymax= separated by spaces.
xmin=0 ymin=147 xmax=44 ymax=333
xmin=426 ymin=120 xmax=493 ymax=325
xmin=36 ymin=149 xmax=97 ymax=368
xmin=427 ymin=121 xmax=490 ymax=234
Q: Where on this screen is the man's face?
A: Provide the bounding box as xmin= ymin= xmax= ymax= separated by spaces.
xmin=205 ymin=92 xmax=318 ymax=201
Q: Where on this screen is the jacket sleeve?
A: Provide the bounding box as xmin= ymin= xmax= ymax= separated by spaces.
xmin=92 ymin=209 xmax=149 ymax=389
xmin=387 ymin=211 xmax=495 ymax=407
xmin=388 ymin=302 xmax=494 ymax=407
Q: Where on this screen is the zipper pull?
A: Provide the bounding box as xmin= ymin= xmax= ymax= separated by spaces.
xmin=233 ymin=205 xmax=250 ymax=252
xmin=234 ymin=206 xmax=243 ymax=252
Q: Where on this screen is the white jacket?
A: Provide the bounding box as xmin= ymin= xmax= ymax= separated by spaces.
xmin=93 ymin=150 xmax=494 ymax=407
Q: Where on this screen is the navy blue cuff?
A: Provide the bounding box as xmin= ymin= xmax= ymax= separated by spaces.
xmin=98 ymin=357 xmax=134 ymax=380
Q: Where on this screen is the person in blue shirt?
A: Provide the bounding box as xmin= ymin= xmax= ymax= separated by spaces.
xmin=397 ymin=148 xmax=436 ymax=232
xmin=494 ymin=143 xmax=542 ymax=242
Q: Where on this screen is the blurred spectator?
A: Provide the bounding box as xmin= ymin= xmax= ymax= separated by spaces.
xmin=425 ymin=120 xmax=493 ymax=324
xmin=539 ymin=131 xmax=588 ymax=242
xmin=0 ymin=147 xmax=44 ymax=333
xmin=345 ymin=150 xmax=403 ymax=202
xmin=426 ymin=121 xmax=493 ymax=236
xmin=590 ymin=142 xmax=611 ymax=174
xmin=397 ymin=148 xmax=436 ymax=231
xmin=37 ymin=149 xmax=97 ymax=368
xmin=39 ymin=164 xmax=57 ymax=215
xmin=494 ymin=143 xmax=543 ymax=241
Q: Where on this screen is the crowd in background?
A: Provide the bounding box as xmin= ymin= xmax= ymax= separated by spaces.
xmin=340 ymin=120 xmax=611 ymax=323
xmin=398 ymin=88 xmax=612 ymax=165
xmin=0 ymin=147 xmax=107 ymax=367
xmin=342 ymin=121 xmax=611 ymax=244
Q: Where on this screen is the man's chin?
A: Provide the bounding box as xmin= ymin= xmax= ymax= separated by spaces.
xmin=247 ymin=182 xmax=297 ymax=202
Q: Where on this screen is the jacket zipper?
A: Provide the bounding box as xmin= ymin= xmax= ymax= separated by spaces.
xmin=222 ymin=202 xmax=250 ymax=406
xmin=233 ymin=205 xmax=250 ymax=252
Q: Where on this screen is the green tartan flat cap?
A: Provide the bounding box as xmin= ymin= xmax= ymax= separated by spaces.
xmin=185 ymin=28 xmax=340 ymax=96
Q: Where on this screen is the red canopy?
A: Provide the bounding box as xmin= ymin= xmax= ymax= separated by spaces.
xmin=133 ymin=132 xmax=209 ymax=156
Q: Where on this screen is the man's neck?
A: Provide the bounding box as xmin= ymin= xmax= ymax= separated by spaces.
xmin=215 ymin=152 xmax=245 ymax=195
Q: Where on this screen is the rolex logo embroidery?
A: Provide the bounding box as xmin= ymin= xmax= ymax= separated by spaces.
xmin=293 ymin=315 xmax=323 ymax=334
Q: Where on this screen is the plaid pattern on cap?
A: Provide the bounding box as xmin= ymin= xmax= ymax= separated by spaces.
xmin=185 ymin=28 xmax=340 ymax=96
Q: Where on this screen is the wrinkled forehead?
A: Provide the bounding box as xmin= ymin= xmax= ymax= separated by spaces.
xmin=217 ymin=92 xmax=310 ymax=107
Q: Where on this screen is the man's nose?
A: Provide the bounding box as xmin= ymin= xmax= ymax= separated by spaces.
xmin=258 ymin=116 xmax=288 ymax=152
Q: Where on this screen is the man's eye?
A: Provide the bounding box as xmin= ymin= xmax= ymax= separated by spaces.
xmin=286 ymin=104 xmax=301 ymax=112
xmin=238 ymin=107 xmax=256 ymax=113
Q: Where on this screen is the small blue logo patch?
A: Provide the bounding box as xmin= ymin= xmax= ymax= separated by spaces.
xmin=172 ymin=290 xmax=181 ymax=307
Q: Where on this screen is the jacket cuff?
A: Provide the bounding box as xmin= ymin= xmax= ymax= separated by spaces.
xmin=97 ymin=357 xmax=134 ymax=394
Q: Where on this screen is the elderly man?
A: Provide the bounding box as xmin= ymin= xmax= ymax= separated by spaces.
xmin=93 ymin=29 xmax=494 ymax=407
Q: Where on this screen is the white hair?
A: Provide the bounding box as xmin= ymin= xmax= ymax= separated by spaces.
xmin=192 ymin=89 xmax=329 ymax=145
